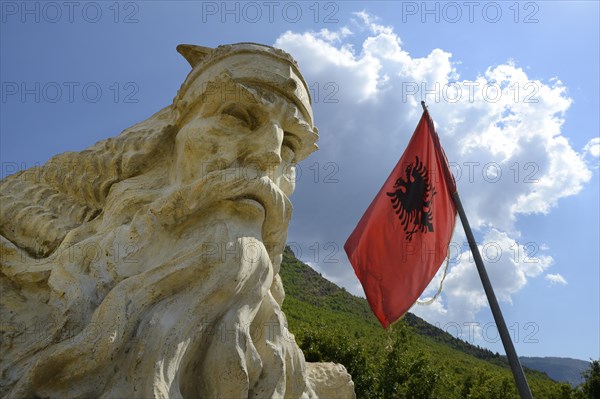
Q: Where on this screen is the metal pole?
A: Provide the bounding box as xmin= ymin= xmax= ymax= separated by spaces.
xmin=419 ymin=100 xmax=533 ymax=399
xmin=453 ymin=191 xmax=533 ymax=399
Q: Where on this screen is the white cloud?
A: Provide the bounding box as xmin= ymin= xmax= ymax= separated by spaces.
xmin=352 ymin=11 xmax=395 ymax=36
xmin=545 ymin=273 xmax=568 ymax=286
xmin=275 ymin=12 xmax=593 ymax=339
xmin=313 ymin=27 xmax=353 ymax=43
xmin=276 ymin=19 xmax=592 ymax=230
xmin=582 ymin=137 xmax=600 ymax=171
xmin=413 ymin=228 xmax=553 ymax=328
xmin=584 ymin=137 xmax=600 ymax=158
xmin=276 ymin=30 xmax=381 ymax=102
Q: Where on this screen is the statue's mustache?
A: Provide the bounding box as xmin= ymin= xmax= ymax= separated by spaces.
xmin=151 ymin=167 xmax=292 ymax=242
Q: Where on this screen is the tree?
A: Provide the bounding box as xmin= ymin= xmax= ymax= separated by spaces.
xmin=578 ymin=360 xmax=600 ymax=399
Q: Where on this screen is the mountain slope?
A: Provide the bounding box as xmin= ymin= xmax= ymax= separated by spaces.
xmin=520 ymin=357 xmax=591 ymax=387
xmin=279 ymin=247 xmax=576 ymax=398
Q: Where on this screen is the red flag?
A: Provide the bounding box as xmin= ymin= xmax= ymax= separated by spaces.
xmin=344 ymin=109 xmax=457 ymax=328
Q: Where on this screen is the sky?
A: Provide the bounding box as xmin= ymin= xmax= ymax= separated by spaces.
xmin=1 ymin=1 xmax=598 ymax=362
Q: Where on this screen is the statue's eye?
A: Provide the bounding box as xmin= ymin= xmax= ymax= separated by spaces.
xmin=220 ymin=104 xmax=257 ymax=129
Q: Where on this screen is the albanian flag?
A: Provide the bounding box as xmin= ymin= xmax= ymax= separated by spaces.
xmin=344 ymin=108 xmax=457 ymax=328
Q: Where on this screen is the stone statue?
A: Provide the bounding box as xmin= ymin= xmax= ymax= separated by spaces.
xmin=0 ymin=42 xmax=355 ymax=398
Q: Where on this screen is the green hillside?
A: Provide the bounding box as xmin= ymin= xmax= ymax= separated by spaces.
xmin=279 ymin=247 xmax=584 ymax=398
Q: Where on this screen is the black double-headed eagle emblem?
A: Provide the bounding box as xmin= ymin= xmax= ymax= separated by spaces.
xmin=386 ymin=156 xmax=436 ymax=241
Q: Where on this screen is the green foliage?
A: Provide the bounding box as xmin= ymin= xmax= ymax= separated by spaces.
xmin=577 ymin=360 xmax=600 ymax=399
xmin=466 ymin=371 xmax=518 ymax=399
xmin=279 ymin=246 xmax=578 ymax=398
xmin=295 ymin=325 xmax=380 ymax=398
xmin=380 ymin=324 xmax=440 ymax=399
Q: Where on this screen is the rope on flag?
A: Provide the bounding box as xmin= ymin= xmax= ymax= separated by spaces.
xmin=416 ymin=254 xmax=450 ymax=306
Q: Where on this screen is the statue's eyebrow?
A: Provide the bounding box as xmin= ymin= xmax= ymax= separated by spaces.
xmin=196 ymin=80 xmax=264 ymax=119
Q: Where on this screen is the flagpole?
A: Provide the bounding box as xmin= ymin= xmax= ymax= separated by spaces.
xmin=421 ymin=101 xmax=533 ymax=399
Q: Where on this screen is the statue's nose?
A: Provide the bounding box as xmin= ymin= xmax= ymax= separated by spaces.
xmin=242 ymin=120 xmax=284 ymax=172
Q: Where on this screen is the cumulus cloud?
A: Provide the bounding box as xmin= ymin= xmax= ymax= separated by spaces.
xmin=312 ymin=27 xmax=353 ymax=43
xmin=545 ymin=273 xmax=568 ymax=286
xmin=412 ymin=228 xmax=553 ymax=335
xmin=274 ymin=11 xmax=594 ymax=339
xmin=583 ymin=138 xmax=600 ymax=170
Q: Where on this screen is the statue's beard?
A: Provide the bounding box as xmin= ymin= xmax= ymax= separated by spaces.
xmin=13 ymin=236 xmax=284 ymax=398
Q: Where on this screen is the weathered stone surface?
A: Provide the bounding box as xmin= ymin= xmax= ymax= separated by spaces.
xmin=0 ymin=43 xmax=355 ymax=399
xmin=306 ymin=363 xmax=356 ymax=399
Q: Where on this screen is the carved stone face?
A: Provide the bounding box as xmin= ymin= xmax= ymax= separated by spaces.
xmin=171 ymin=79 xmax=314 ymax=247
xmin=173 ymin=80 xmax=313 ymax=195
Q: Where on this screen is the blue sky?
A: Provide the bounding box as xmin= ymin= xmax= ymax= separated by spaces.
xmin=1 ymin=1 xmax=598 ymax=362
